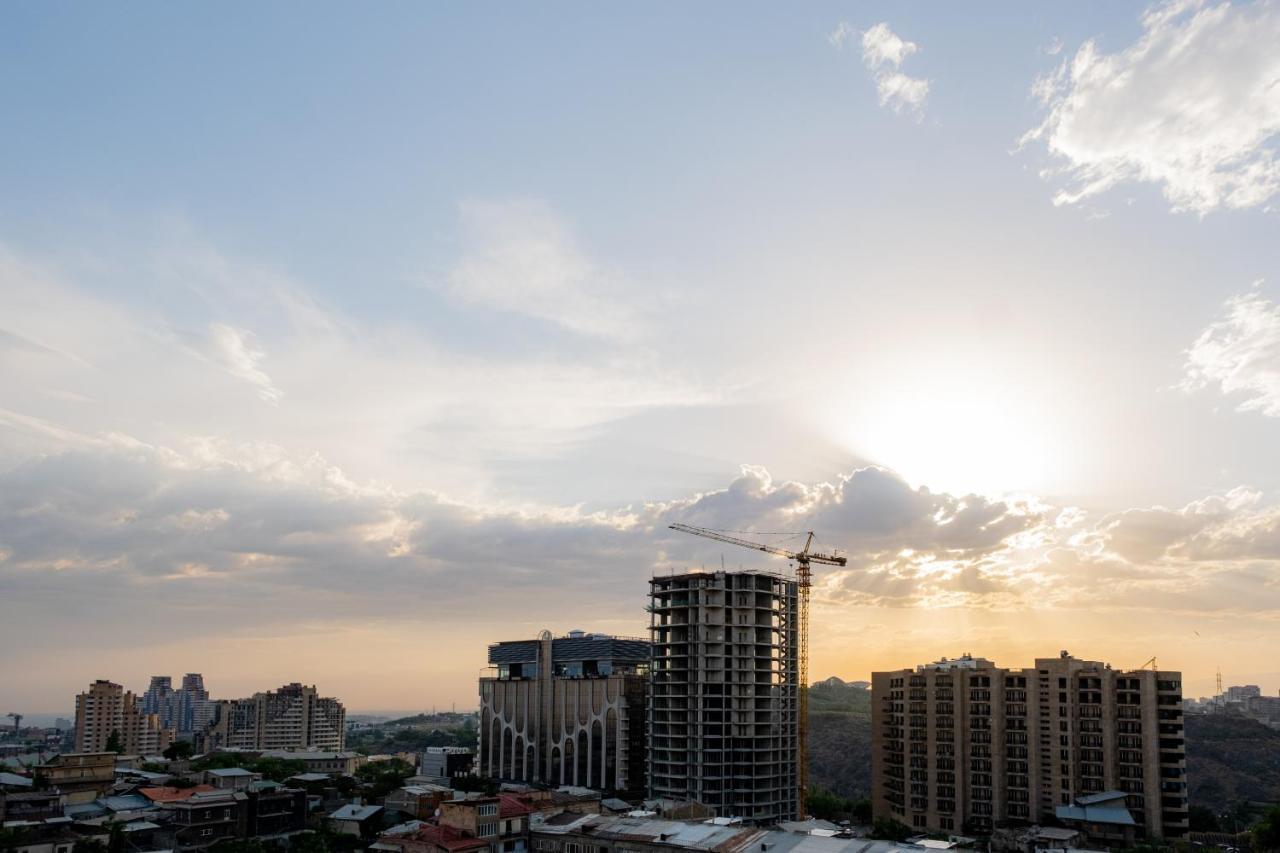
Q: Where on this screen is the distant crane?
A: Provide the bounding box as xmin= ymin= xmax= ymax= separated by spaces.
xmin=1136 ymin=657 xmax=1158 ymax=671
xmin=668 ymin=523 xmax=847 ymax=816
xmin=6 ymin=712 xmax=21 ymax=734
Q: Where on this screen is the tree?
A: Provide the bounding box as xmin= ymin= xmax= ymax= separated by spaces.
xmin=870 ymin=818 xmax=912 ymax=842
xmin=289 ymin=833 xmax=330 ymax=853
xmin=806 ymin=787 xmax=854 ymax=821
xmin=355 ymin=758 xmax=415 ymax=801
xmin=104 ymin=729 xmax=123 ymax=754
xmin=164 ymin=740 xmax=194 ymax=761
xmin=1254 ymin=805 xmax=1280 ymax=852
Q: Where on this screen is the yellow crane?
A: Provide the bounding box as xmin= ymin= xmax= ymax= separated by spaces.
xmin=668 ymin=523 xmax=847 ymax=816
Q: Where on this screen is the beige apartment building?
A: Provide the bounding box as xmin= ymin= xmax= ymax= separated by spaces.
xmin=74 ymin=680 xmax=175 ymax=755
xmin=871 ymin=652 xmax=1187 ymax=841
xmin=197 ymin=682 xmax=345 ymax=751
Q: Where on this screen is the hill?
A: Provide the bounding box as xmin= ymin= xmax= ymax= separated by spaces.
xmin=1186 ymin=713 xmax=1280 ymax=813
xmin=807 ymin=677 xmax=873 ymax=800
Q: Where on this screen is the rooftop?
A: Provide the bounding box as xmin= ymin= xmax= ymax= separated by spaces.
xmin=331 ymin=803 xmax=383 ymax=821
xmin=139 ymin=785 xmax=217 ymax=803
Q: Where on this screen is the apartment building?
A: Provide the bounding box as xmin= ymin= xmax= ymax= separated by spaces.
xmin=871 ymin=652 xmax=1188 ymax=841
xmin=74 ymin=680 xmax=175 ymax=755
xmin=197 ymin=683 xmax=345 ymax=751
xmin=648 ymin=570 xmax=800 ymax=824
xmin=478 ymin=630 xmax=649 ymax=796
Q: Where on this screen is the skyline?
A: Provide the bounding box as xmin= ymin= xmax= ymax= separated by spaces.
xmin=4 ymin=1 xmax=1280 ymax=711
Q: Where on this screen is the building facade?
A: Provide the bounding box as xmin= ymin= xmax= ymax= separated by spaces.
xmin=74 ymin=680 xmax=175 ymax=756
xmin=648 ymin=570 xmax=800 ymax=824
xmin=198 ymin=683 xmax=345 ymax=751
xmin=871 ymin=652 xmax=1188 ymax=840
xmin=478 ymin=630 xmax=649 ymax=796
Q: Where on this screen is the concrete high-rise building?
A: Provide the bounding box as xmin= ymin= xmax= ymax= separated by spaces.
xmin=142 ymin=676 xmax=173 ymax=719
xmin=174 ymin=673 xmax=214 ymax=735
xmin=648 ymin=570 xmax=800 ymax=824
xmin=197 ymin=683 xmax=345 ymax=751
xmin=871 ymin=652 xmax=1188 ymax=841
xmin=74 ymin=680 xmax=175 ymax=755
xmin=478 ymin=630 xmax=649 ymax=796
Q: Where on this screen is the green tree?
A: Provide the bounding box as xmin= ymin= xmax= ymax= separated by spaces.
xmin=870 ymin=818 xmax=912 ymax=842
xmin=806 ymin=787 xmax=854 ymax=821
xmin=1254 ymin=805 xmax=1280 ymax=852
xmin=164 ymin=740 xmax=194 ymax=761
xmin=289 ymin=833 xmax=330 ymax=853
xmin=355 ymin=758 xmax=415 ymax=801
xmin=850 ymin=798 xmax=872 ymax=824
xmin=104 ymin=730 xmax=123 ymax=753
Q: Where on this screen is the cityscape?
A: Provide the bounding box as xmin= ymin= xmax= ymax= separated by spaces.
xmin=3 ymin=560 xmax=1279 ymax=853
xmin=4 ymin=3 xmax=1280 ymax=853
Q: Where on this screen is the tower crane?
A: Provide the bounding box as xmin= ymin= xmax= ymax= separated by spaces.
xmin=668 ymin=523 xmax=847 ymax=816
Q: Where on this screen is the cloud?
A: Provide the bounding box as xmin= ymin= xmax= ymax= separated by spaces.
xmin=446 ymin=200 xmax=641 ymax=340
xmin=845 ymin=22 xmax=930 ymax=116
xmin=1021 ymin=0 xmax=1280 ymax=214
xmin=208 ymin=324 xmax=282 ymax=404
xmin=1182 ymin=290 xmax=1280 ymax=416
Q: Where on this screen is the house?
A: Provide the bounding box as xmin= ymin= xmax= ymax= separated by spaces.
xmin=158 ymin=789 xmax=248 ymax=851
xmin=204 ymin=767 xmax=263 ymax=790
xmin=0 ymin=790 xmax=63 ymax=823
xmin=1054 ymin=791 xmax=1139 ymax=847
xmin=32 ymin=753 xmax=114 ymax=804
xmin=245 ymin=781 xmax=308 ymax=837
xmin=438 ymin=795 xmax=532 ymax=853
xmin=385 ymin=784 xmax=453 ymax=821
xmin=376 ymin=822 xmax=490 ymax=853
xmin=328 ymin=802 xmax=384 ymax=837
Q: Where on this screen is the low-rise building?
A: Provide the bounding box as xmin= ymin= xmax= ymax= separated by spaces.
xmin=33 ymin=753 xmax=115 ymax=804
xmin=260 ymin=749 xmax=363 ymax=774
xmin=385 ymin=784 xmax=454 ymax=820
xmin=246 ymin=781 xmax=308 ymax=837
xmin=205 ymin=767 xmax=263 ymax=791
xmin=328 ymin=802 xmax=384 ymax=837
xmin=159 ymin=789 xmax=248 ymax=851
xmin=419 ymin=748 xmax=474 ymax=786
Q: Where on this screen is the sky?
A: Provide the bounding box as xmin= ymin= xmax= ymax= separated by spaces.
xmin=2 ymin=1 xmax=1280 ymax=713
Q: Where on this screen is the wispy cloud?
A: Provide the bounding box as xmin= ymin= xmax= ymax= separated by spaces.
xmin=1182 ymin=288 xmax=1280 ymax=416
xmin=831 ymin=21 xmax=930 ymax=117
xmin=446 ymin=200 xmax=641 ymax=341
xmin=1021 ymin=0 xmax=1280 ymax=214
xmin=209 ymin=324 xmax=282 ymax=404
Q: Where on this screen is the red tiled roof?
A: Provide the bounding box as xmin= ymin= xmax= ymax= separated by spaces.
xmin=391 ymin=824 xmax=490 ymax=853
xmin=498 ymin=794 xmax=533 ymax=818
xmin=139 ymin=785 xmax=217 ymax=803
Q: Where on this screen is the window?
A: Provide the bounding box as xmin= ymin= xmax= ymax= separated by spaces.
xmin=480 ymin=823 xmax=498 ymax=837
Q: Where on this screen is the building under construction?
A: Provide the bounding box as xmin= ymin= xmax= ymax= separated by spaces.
xmin=478 ymin=630 xmax=649 ymax=797
xmin=648 ymin=570 xmax=800 ymax=823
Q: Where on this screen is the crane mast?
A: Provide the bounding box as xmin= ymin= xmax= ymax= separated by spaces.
xmin=667 ymin=523 xmax=846 ymax=817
